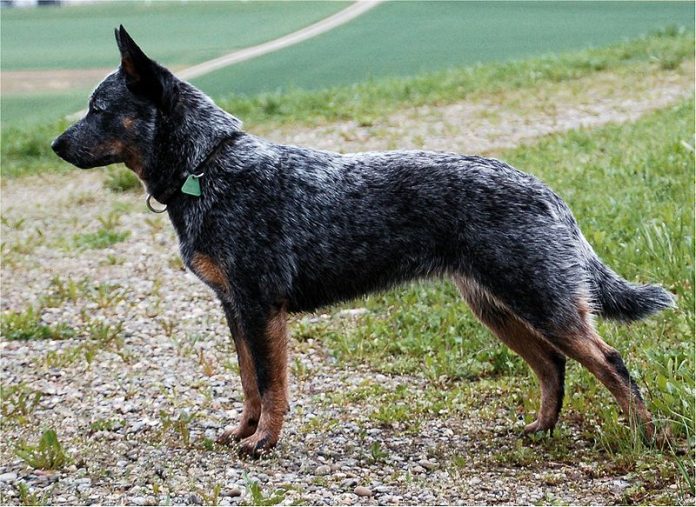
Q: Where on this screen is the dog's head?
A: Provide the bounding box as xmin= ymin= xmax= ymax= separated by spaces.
xmin=51 ymin=26 xmax=178 ymax=177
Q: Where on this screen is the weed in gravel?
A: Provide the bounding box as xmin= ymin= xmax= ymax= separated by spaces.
xmin=86 ymin=319 xmax=123 ymax=345
xmin=2 ymin=229 xmax=45 ymax=261
xmin=102 ymin=253 xmax=125 ymax=266
xmin=42 ymin=343 xmax=96 ymax=368
xmin=290 ymin=357 xmax=311 ymax=383
xmin=0 ymin=216 xmax=26 ymax=230
xmin=88 ymin=418 xmax=125 ymax=433
xmin=15 ymin=428 xmax=71 ymax=470
xmin=73 ymin=228 xmax=130 ymax=250
xmin=0 ymin=384 xmax=42 ymax=424
xmin=158 ymin=317 xmax=178 ymax=338
xmin=198 ymin=349 xmax=216 ymax=377
xmin=16 ymin=482 xmax=49 ymax=506
xmin=196 ymin=483 xmax=223 ymax=506
xmin=159 ymin=409 xmax=195 ymax=447
xmin=92 ymin=282 xmax=127 ymax=310
xmin=168 ymin=254 xmax=186 ymax=271
xmin=72 ymin=212 xmax=130 ymax=250
xmin=368 ymin=441 xmax=389 ymax=464
xmin=241 ymin=473 xmax=286 ymax=506
xmin=300 ymin=415 xmax=339 ymax=434
xmin=41 ymin=275 xmax=89 ymax=307
xmin=1 ymin=306 xmax=76 ymax=341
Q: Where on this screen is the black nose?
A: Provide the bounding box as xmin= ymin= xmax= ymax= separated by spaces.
xmin=51 ymin=136 xmax=67 ymax=156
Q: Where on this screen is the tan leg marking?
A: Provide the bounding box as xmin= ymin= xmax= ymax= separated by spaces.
xmin=554 ymin=324 xmax=654 ymax=439
xmin=239 ymin=305 xmax=289 ymax=456
xmin=217 ymin=336 xmax=262 ymax=445
xmin=453 ymin=276 xmax=566 ymax=433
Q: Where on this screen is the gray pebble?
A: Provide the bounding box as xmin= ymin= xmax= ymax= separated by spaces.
xmin=316 ymin=465 xmax=332 ymax=476
xmin=0 ymin=472 xmax=17 ymax=483
xmin=354 ymin=486 xmax=372 ymax=497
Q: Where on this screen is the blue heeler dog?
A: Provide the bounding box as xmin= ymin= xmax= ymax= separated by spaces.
xmin=52 ymin=27 xmax=675 ymax=456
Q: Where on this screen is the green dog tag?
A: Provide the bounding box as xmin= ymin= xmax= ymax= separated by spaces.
xmin=181 ymin=174 xmax=202 ymax=197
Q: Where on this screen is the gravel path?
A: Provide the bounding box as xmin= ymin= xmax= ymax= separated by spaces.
xmin=1 ymin=62 xmax=693 ymax=505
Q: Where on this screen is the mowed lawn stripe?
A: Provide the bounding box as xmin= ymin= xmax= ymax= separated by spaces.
xmin=0 ymin=1 xmax=350 ymax=70
xmin=193 ymin=1 xmax=693 ymax=98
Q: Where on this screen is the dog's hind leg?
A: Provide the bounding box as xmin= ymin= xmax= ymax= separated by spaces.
xmin=217 ymin=303 xmax=262 ymax=444
xmin=453 ymin=276 xmax=566 ymax=433
xmin=545 ymin=306 xmax=655 ymax=439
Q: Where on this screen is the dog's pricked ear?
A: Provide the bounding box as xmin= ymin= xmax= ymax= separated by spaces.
xmin=115 ymin=25 xmax=152 ymax=85
xmin=114 ymin=25 xmax=178 ymax=112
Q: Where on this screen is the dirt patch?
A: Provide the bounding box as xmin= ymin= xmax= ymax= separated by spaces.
xmin=258 ymin=60 xmax=694 ymax=156
xmin=0 ymin=68 xmax=113 ymax=94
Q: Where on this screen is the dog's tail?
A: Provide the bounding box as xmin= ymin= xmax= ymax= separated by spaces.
xmin=588 ymin=256 xmax=675 ymax=322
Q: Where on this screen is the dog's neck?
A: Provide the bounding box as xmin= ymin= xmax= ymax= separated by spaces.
xmin=144 ymin=84 xmax=243 ymax=204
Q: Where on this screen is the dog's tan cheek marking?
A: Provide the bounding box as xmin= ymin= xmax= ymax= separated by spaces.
xmin=190 ymin=252 xmax=230 ymax=292
xmin=122 ymin=117 xmax=135 ymax=130
xmin=122 ymin=147 xmax=145 ymax=179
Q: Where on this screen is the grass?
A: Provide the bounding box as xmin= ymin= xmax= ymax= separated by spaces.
xmin=72 ymin=212 xmax=131 ymax=250
xmin=0 ymin=384 xmax=42 ymax=425
xmin=218 ymin=27 xmax=693 ymax=127
xmin=2 ymin=29 xmax=691 ymax=178
xmin=0 ymin=1 xmax=349 ymax=70
xmin=194 ymin=1 xmax=693 ymax=98
xmin=0 ymin=306 xmax=76 ymax=341
xmin=15 ymin=429 xmax=71 ymax=470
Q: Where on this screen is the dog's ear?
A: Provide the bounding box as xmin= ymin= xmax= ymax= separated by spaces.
xmin=114 ymin=25 xmax=178 ymax=112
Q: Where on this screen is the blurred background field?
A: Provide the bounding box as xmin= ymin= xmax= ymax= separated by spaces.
xmin=0 ymin=0 xmax=692 ymax=128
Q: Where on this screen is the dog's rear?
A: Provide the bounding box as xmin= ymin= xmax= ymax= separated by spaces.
xmin=51 ymin=26 xmax=675 ymax=455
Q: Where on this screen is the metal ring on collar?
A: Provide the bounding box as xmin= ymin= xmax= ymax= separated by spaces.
xmin=146 ymin=194 xmax=168 ymax=213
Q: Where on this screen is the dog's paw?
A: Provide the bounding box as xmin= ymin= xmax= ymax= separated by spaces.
xmin=523 ymin=419 xmax=555 ymax=434
xmin=216 ymin=420 xmax=258 ymax=446
xmin=238 ymin=430 xmax=278 ymax=458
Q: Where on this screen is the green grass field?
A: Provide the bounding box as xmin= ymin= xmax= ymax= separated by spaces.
xmin=1 ymin=1 xmax=692 ymax=129
xmin=3 ymin=30 xmax=692 ymax=179
xmin=0 ymin=1 xmax=349 ymax=70
xmin=194 ymin=1 xmax=693 ymax=97
xmin=0 ymin=0 xmax=348 ymax=129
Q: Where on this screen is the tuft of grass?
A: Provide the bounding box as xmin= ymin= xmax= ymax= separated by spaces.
xmin=0 ymin=384 xmax=42 ymax=424
xmin=16 ymin=482 xmax=49 ymax=506
xmin=41 ymin=276 xmax=89 ymax=307
xmin=159 ymin=409 xmax=195 ymax=448
xmin=1 ymin=306 xmax=76 ymax=341
xmin=15 ymin=428 xmax=71 ymax=470
xmin=72 ymin=212 xmax=130 ymax=250
xmin=88 ymin=418 xmax=125 ymax=433
xmin=241 ymin=473 xmax=287 ymax=506
xmin=104 ymin=165 xmax=142 ymax=193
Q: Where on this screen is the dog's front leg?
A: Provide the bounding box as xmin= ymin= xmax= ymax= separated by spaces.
xmin=216 ymin=304 xmax=261 ymax=444
xmin=218 ymin=302 xmax=289 ymax=456
xmin=216 ymin=302 xmax=262 ymax=444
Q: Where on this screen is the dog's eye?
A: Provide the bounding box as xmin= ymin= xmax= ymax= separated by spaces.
xmin=90 ymin=103 xmax=104 ymax=114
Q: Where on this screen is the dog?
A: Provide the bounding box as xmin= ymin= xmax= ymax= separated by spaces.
xmin=51 ymin=26 xmax=675 ymax=456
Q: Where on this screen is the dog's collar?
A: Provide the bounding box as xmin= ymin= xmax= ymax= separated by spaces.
xmin=146 ymin=133 xmax=241 ymax=213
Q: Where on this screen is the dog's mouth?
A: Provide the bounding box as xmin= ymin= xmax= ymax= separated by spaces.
xmin=51 ymin=136 xmax=120 ymax=169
